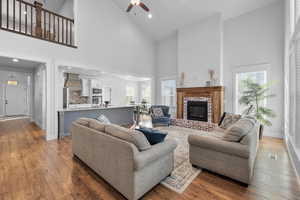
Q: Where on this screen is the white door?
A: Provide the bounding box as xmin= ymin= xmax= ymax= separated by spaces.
xmin=160 ymin=79 xmax=177 ymax=117
xmin=0 ymin=84 xmax=4 ymax=116
xmin=5 ymin=84 xmax=27 ymax=116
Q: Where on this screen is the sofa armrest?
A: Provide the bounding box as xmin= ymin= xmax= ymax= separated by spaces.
xmin=188 ymin=135 xmax=250 ymax=159
xmin=134 ymin=139 xmax=177 ymax=170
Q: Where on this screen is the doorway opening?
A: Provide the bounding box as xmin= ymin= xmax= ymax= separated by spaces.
xmin=0 ymin=56 xmax=47 ymax=130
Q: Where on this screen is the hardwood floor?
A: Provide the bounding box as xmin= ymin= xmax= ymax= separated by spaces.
xmin=0 ymin=119 xmax=299 ymax=200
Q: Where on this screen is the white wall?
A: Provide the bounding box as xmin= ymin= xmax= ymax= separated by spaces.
xmin=223 ymin=1 xmax=284 ymax=138
xmin=178 ymin=14 xmax=223 ymax=87
xmin=156 ymin=33 xmax=178 ymax=78
xmin=33 ymin=64 xmax=46 ymax=129
xmin=58 ymin=0 xmax=74 ymax=19
xmin=0 ymin=0 xmax=155 ymax=140
xmin=155 ymin=33 xmax=178 ymax=103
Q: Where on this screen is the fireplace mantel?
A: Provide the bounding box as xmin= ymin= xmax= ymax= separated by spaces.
xmin=176 ymin=86 xmax=224 ymax=124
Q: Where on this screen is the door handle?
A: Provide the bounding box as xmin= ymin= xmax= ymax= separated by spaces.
xmin=5 ymin=100 xmax=8 ymax=105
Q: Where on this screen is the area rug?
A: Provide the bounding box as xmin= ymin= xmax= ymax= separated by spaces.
xmin=156 ymin=126 xmax=205 ymax=193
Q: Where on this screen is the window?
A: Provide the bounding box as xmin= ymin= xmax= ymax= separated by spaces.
xmin=7 ymin=80 xmax=18 ymax=86
xmin=126 ymin=85 xmax=136 ymax=105
xmin=234 ymin=66 xmax=268 ymax=115
xmin=288 ymin=0 xmax=300 ymax=149
xmin=296 ymin=0 xmax=300 ymax=23
xmin=290 ymin=39 xmax=300 ymax=147
xmin=289 ymin=51 xmax=297 ymax=139
xmin=140 ymin=81 xmax=151 ymax=104
xmin=161 ymin=79 xmax=176 ymax=117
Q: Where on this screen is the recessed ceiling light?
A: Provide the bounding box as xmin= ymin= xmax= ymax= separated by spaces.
xmin=148 ymin=13 xmax=152 ymax=19
xmin=12 ymin=58 xmax=19 ymax=62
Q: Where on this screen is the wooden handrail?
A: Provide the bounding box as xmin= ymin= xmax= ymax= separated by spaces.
xmin=0 ymin=0 xmax=76 ymax=47
xmin=40 ymin=7 xmax=74 ymax=23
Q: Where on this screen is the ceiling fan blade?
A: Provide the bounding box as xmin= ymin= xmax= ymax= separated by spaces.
xmin=139 ymin=2 xmax=149 ymax=12
xmin=126 ymin=3 xmax=134 ymax=12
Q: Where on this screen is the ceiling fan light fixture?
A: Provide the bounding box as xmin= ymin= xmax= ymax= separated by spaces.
xmin=12 ymin=58 xmax=19 ymax=62
xmin=131 ymin=0 xmax=140 ymax=5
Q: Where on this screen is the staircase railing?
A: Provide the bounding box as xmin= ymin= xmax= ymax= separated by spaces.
xmin=0 ymin=0 xmax=76 ymax=48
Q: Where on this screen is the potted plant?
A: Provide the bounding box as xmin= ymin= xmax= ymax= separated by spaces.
xmin=239 ymin=78 xmax=276 ymax=139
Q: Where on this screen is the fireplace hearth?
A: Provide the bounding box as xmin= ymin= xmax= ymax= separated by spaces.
xmin=177 ymin=87 xmax=224 ymax=124
xmin=187 ymin=101 xmax=208 ymax=122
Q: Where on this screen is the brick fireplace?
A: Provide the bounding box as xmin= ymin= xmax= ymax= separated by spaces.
xmin=177 ymin=87 xmax=224 ymax=124
xmin=184 ymin=97 xmax=212 ymax=123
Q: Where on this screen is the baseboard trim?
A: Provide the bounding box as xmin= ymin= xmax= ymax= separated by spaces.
xmin=286 ymin=138 xmax=300 ymax=184
xmin=263 ymin=130 xmax=283 ymax=138
xmin=46 ymin=135 xmax=57 ymax=141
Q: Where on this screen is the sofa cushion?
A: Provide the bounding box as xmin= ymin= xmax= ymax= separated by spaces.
xmin=136 ymin=127 xmax=168 ymax=145
xmin=152 ymin=107 xmax=164 ymax=117
xmin=222 ymin=117 xmax=256 ymax=142
xmin=89 ymin=119 xmax=106 ymax=132
xmin=219 ymin=113 xmax=241 ymax=129
xmin=75 ymin=118 xmax=91 ymax=127
xmin=105 ymin=124 xmax=151 ymax=151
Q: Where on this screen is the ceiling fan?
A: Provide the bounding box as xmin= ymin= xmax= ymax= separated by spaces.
xmin=126 ymin=0 xmax=150 ymax=13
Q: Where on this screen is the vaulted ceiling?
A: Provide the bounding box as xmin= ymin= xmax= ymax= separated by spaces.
xmin=112 ymin=0 xmax=280 ymax=40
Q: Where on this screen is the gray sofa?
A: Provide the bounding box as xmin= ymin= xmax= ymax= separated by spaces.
xmin=188 ymin=122 xmax=260 ymax=184
xmin=71 ymin=119 xmax=177 ymax=200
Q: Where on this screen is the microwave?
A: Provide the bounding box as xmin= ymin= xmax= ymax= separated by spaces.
xmin=92 ymin=96 xmax=102 ymax=105
xmin=92 ymin=88 xmax=102 ymax=95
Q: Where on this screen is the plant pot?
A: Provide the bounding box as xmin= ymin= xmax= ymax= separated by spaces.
xmin=259 ymin=124 xmax=264 ymax=140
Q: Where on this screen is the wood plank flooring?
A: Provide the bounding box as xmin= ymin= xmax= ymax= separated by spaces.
xmin=0 ymin=118 xmax=300 ymax=200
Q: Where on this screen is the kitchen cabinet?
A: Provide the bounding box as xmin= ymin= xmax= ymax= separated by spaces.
xmin=91 ymin=79 xmax=102 ymax=89
xmin=81 ymin=78 xmax=90 ymax=96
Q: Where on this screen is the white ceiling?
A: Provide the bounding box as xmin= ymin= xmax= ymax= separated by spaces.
xmin=112 ymin=0 xmax=280 ymax=40
xmin=0 ymin=56 xmax=42 ymax=70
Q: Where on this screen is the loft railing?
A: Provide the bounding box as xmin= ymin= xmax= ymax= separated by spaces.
xmin=0 ymin=0 xmax=76 ymax=48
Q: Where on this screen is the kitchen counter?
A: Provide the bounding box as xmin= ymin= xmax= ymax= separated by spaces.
xmin=59 ymin=105 xmax=135 ymax=112
xmin=58 ymin=105 xmax=135 ymax=139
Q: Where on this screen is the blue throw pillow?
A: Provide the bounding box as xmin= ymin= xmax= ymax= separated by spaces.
xmin=136 ymin=127 xmax=168 ymax=145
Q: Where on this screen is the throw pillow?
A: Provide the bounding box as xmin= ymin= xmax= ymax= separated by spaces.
xmin=152 ymin=107 xmax=164 ymax=117
xmin=97 ymin=114 xmax=111 ymax=124
xmin=89 ymin=118 xmax=106 ymax=132
xmin=105 ymin=124 xmax=151 ymax=151
xmin=219 ymin=113 xmax=241 ymax=129
xmin=218 ymin=112 xmax=227 ymax=126
xmin=136 ymin=127 xmax=168 ymax=145
xmin=222 ymin=117 xmax=256 ymax=142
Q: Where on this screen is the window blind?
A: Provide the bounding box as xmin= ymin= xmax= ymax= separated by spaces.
xmin=292 ymin=39 xmax=300 ymax=145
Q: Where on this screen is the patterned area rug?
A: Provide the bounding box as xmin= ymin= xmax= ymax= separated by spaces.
xmin=156 ymin=126 xmax=206 ymax=193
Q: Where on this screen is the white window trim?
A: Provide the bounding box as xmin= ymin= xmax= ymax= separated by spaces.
xmin=159 ymin=76 xmax=177 ymax=104
xmin=159 ymin=77 xmax=177 ymax=117
xmin=232 ymin=63 xmax=270 ymax=114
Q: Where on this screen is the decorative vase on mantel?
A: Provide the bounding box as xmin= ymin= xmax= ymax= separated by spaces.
xmin=206 ymin=69 xmax=216 ymax=87
xmin=179 ymin=72 xmax=185 ymax=87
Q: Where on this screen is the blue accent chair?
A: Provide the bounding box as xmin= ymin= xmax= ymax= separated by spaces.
xmin=150 ymin=105 xmax=171 ymax=127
